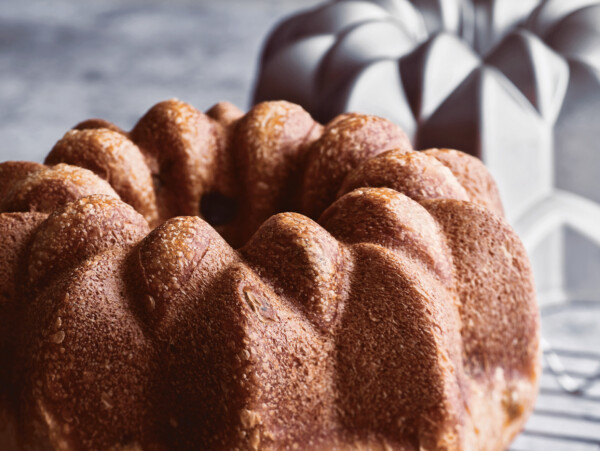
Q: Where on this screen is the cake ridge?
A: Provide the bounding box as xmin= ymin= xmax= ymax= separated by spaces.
xmin=0 ymin=99 xmax=538 ymax=450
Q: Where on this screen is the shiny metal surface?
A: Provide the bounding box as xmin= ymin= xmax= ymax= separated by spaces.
xmin=254 ymin=0 xmax=600 ymax=446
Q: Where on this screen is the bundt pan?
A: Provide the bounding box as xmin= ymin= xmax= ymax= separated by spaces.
xmin=0 ymin=99 xmax=539 ymax=450
xmin=254 ymin=0 xmax=600 ymax=307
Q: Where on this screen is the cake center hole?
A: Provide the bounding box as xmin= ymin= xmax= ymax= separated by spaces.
xmin=200 ymin=191 xmax=238 ymax=226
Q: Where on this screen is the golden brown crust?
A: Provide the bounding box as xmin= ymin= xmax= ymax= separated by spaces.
xmin=0 ymin=161 xmax=45 ymax=200
xmin=300 ymin=113 xmax=412 ymax=218
xmin=424 ymin=148 xmax=505 ymax=216
xmin=241 ymin=212 xmax=347 ymax=331
xmin=338 ymin=149 xmax=470 ymax=204
xmin=206 ymin=100 xmax=244 ymax=127
xmin=320 ymin=187 xmax=454 ymax=284
xmin=422 ymin=199 xmax=539 ymax=449
xmin=3 ymin=100 xmax=413 ymax=248
xmin=0 ymin=163 xmax=119 ymax=214
xmin=18 ymin=249 xmax=158 ymax=450
xmin=230 ymin=101 xmax=320 ymax=246
xmin=0 ymin=99 xmax=538 ymax=450
xmin=422 ymin=199 xmax=538 ymax=379
xmin=333 ymin=242 xmax=466 ymax=450
xmin=73 ymin=117 xmax=126 ymax=134
xmin=0 ymin=212 xmax=48 ymax=411
xmin=47 ymin=129 xmax=159 ymax=225
xmin=27 ymin=195 xmax=150 ymax=291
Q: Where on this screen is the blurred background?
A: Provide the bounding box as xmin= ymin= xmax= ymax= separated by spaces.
xmin=0 ymin=0 xmax=319 ymax=162
xmin=1 ymin=0 xmax=599 ymax=448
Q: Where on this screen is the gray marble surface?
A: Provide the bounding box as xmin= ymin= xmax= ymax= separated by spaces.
xmin=1 ymin=0 xmax=599 ymax=448
xmin=0 ymin=0 xmax=319 ymax=162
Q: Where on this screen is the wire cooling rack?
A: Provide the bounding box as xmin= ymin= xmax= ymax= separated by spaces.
xmin=511 ymin=300 xmax=600 ymax=450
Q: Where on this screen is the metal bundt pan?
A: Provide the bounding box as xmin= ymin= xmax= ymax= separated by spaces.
xmin=254 ymin=0 xmax=600 ymax=447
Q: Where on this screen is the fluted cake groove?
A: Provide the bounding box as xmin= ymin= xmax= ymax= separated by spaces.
xmin=0 ymin=99 xmax=539 ymax=450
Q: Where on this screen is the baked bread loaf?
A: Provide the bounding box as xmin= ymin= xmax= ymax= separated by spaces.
xmin=0 ymin=100 xmax=539 ymax=450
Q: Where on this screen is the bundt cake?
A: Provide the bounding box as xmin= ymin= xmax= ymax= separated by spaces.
xmin=0 ymin=99 xmax=539 ymax=450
